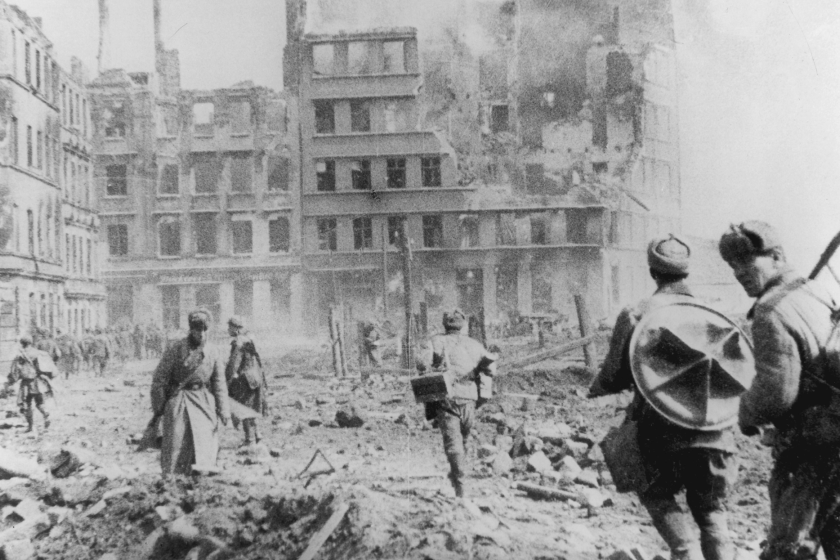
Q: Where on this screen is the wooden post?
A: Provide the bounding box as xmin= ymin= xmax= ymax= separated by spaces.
xmin=336 ymin=307 xmax=348 ymax=376
xmin=574 ymin=294 xmax=595 ymax=369
xmin=400 ymin=222 xmax=414 ymax=370
xmin=357 ymin=321 xmax=368 ymax=368
xmin=381 ymin=222 xmax=388 ymax=316
xmin=419 ymin=301 xmax=428 ymax=337
xmin=328 ymin=306 xmax=342 ymax=377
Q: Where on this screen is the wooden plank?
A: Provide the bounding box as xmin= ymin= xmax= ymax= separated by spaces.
xmin=574 ymin=295 xmax=595 ymax=369
xmin=297 ymin=502 xmax=350 ymax=560
xmin=514 ymin=482 xmax=578 ymax=501
xmin=506 ymin=333 xmax=601 ymax=370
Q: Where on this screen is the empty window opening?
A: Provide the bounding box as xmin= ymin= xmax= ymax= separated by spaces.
xmin=348 ymin=41 xmax=374 ymax=74
xmin=194 ymin=214 xmax=217 ymax=255
xmin=266 ymin=100 xmax=286 ymax=133
xmin=314 ymin=101 xmax=335 ymax=134
xmin=312 ymin=44 xmax=334 ymax=75
xmin=490 ymin=105 xmax=509 ymax=133
xmin=387 ymin=158 xmax=406 ymax=189
xmin=317 ymin=218 xmax=337 ymax=251
xmin=106 ymin=164 xmax=128 ymax=196
xmin=353 ymin=217 xmax=373 ymax=250
xmin=230 ymin=154 xmax=252 ymax=192
xmin=566 ymin=209 xmax=587 ymax=244
xmin=193 ymin=102 xmax=214 ymax=135
xmin=387 ymin=216 xmax=406 ymax=246
xmin=104 ymin=101 xmax=127 ymax=137
xmin=525 ymin=163 xmax=545 ymax=193
xmin=383 ymin=41 xmax=405 ymax=73
xmin=421 ymin=157 xmax=441 ymax=187
xmin=384 ymin=99 xmax=411 ymax=132
xmin=496 ymin=213 xmax=516 ymax=246
xmin=159 ymin=220 xmax=181 ymax=256
xmin=269 ymin=217 xmax=290 ymax=253
xmin=606 ymin=51 xmax=633 ymax=97
xmin=231 ymin=221 xmax=253 ymax=254
xmin=107 ymin=224 xmax=128 ymax=256
xmin=351 ymin=160 xmax=371 ymax=190
xmin=230 ymin=101 xmax=252 ymax=134
xmin=422 ymin=215 xmax=443 ymax=248
xmin=530 ymin=213 xmax=550 ymax=245
xmin=267 ymin=156 xmax=289 ymax=191
xmin=194 ymin=155 xmax=220 ymax=194
xmin=459 ymin=215 xmax=480 ymax=248
xmin=316 ymin=160 xmax=336 ymax=192
xmin=350 ymin=100 xmax=371 ymax=132
xmin=160 ymin=164 xmax=179 ymax=195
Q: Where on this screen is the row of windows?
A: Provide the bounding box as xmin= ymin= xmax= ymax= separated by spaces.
xmin=65 ymin=233 xmax=94 ymax=278
xmin=312 ymin=39 xmax=408 ymax=76
xmin=107 ymin=217 xmax=291 ymax=257
xmin=316 ymin=156 xmax=440 ymax=191
xmin=314 ymin=98 xmax=414 ymax=135
xmin=103 ymin=155 xmax=290 ymax=197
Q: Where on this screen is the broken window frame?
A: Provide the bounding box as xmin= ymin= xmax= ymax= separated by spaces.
xmin=496 ymin=213 xmax=517 ymax=246
xmin=317 ymin=218 xmax=338 ymax=252
xmin=193 ymin=213 xmax=217 ymax=256
xmin=421 ymin=157 xmax=442 ymax=187
xmin=314 ymin=101 xmax=335 ymax=134
xmin=229 ymin=100 xmax=252 ymax=135
xmin=105 ymin=164 xmax=128 ymax=197
xmin=230 ymin=153 xmax=253 ymax=193
xmin=158 ymin=218 xmax=181 ymax=257
xmin=383 ymin=41 xmax=406 ymax=74
xmin=422 ymin=215 xmax=443 ymax=248
xmin=192 ymin=102 xmax=214 ymax=136
xmin=490 ymin=104 xmax=509 ymax=133
xmin=312 ymin=43 xmax=334 ymax=76
xmin=386 ymin=158 xmax=406 ymax=189
xmin=530 ymin=213 xmax=550 ymax=245
xmin=353 ymin=217 xmax=373 ymax=250
xmin=348 ymin=41 xmax=375 ymax=75
xmin=194 ymin=154 xmax=219 ymax=194
xmin=459 ymin=214 xmax=480 ymax=248
xmin=159 ymin=164 xmax=179 ymax=195
xmin=387 ymin=216 xmax=406 ymax=246
xmin=351 ymin=160 xmax=372 ymax=190
xmin=231 ymin=220 xmax=253 ymax=255
xmin=350 ymin=100 xmax=372 ymax=133
xmin=269 ymin=216 xmax=290 ymax=253
xmin=316 ymin=160 xmax=336 ymax=192
xmin=107 ymin=224 xmax=128 ymax=256
xmin=267 ymin=155 xmax=290 ymax=192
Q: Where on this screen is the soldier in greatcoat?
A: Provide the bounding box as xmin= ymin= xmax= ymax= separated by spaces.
xmin=719 ymin=222 xmax=840 ymax=560
xmin=90 ymin=328 xmax=111 ymax=377
xmin=418 ymin=309 xmax=496 ymax=498
xmin=151 ymin=309 xmax=230 ymax=476
xmin=5 ymin=336 xmax=53 ymax=432
xmin=56 ymin=329 xmax=82 ymax=379
xmin=225 ymin=316 xmax=267 ymax=446
xmin=589 ymin=235 xmax=738 ymax=560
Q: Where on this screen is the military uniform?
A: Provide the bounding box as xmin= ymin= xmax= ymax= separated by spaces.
xmin=421 ymin=310 xmax=496 ymax=498
xmin=90 ymin=330 xmax=111 ymax=377
xmin=590 ymin=235 xmax=737 ymax=560
xmin=225 ymin=318 xmax=267 ymax=446
xmin=363 ymin=323 xmax=383 ymax=367
xmin=720 ymin=222 xmax=840 ymax=560
xmin=6 ymin=338 xmax=52 ymax=432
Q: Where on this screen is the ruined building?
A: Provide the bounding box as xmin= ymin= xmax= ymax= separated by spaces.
xmin=91 ymin=1 xmax=300 ymax=335
xmin=284 ymin=0 xmax=681 ymax=332
xmin=0 ymin=3 xmax=103 ymax=366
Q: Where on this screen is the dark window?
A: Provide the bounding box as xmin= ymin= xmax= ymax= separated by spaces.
xmin=36 ymin=131 xmax=42 ymax=169
xmin=24 ymin=41 xmax=29 ymax=84
xmin=386 ymin=158 xmax=406 ymax=189
xmin=314 ymin=101 xmax=335 ymax=134
xmin=490 ymin=105 xmax=509 ymax=133
xmin=351 ymin=160 xmax=371 ymax=190
xmin=194 ymin=155 xmax=219 ymax=194
xmin=10 ymin=116 xmax=17 ymax=165
xmin=230 ymin=101 xmax=251 ymax=134
xmin=107 ymin=224 xmax=128 ymax=256
xmin=27 ymin=210 xmax=34 ymax=254
xmin=267 ymin=156 xmax=289 ymax=191
xmin=35 ymin=50 xmax=40 ymax=90
xmin=86 ymin=239 xmax=91 ymax=275
xmin=269 ymin=217 xmax=290 ymax=253
xmin=609 ymin=211 xmax=619 ymax=245
xmin=611 ymin=265 xmax=620 ymax=305
xmin=193 ymin=214 xmax=217 ymax=255
xmin=353 ymin=217 xmax=373 ymax=250
xmin=350 ymin=100 xmax=371 ymax=132
xmin=421 ymin=157 xmax=441 ymax=187
xmin=105 ymin=122 xmax=126 ymax=138
xmin=106 ymin=164 xmax=128 ymax=196
xmin=525 ymin=163 xmax=545 ymax=193
xmin=348 ymin=41 xmax=374 ymax=74
xmin=230 ymin=153 xmax=252 ymax=192
xmin=316 ymin=160 xmax=335 ymax=192
xmin=496 ymin=213 xmax=516 ymax=246
xmin=161 ymin=286 xmax=180 ymax=330
xmin=566 ymin=209 xmax=587 ymax=244
xmin=317 ymin=218 xmax=337 ymax=251
xmin=606 ymin=51 xmax=633 ymax=97
xmin=459 ymin=215 xmax=479 ymax=248
xmin=422 ymin=215 xmax=443 ymax=248
xmin=231 ymin=221 xmax=253 ymax=254
xmin=387 ymin=216 xmax=406 ymax=246
xmin=159 ymin=220 xmax=181 ymax=256
xmin=383 ymin=41 xmax=405 ymax=73
xmin=160 ymin=164 xmax=179 ymax=194
xmin=26 ymin=126 xmax=32 ymax=167
xmin=530 ymin=214 xmax=549 ymax=245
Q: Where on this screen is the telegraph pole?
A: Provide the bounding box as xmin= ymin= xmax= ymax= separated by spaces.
xmin=399 ymin=221 xmax=413 ymax=369
xmin=381 ymin=222 xmax=388 ymax=316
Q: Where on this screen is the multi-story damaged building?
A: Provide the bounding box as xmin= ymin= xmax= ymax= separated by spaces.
xmin=90 ymin=9 xmax=301 ymax=335
xmin=0 ymin=2 xmax=103 ymax=366
xmin=284 ymin=0 xmax=682 ymax=332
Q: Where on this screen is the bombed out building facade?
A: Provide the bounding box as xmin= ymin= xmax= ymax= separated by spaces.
xmin=92 ymin=0 xmax=686 ymax=336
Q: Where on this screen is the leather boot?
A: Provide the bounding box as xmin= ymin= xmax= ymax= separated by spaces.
xmin=24 ymin=409 xmax=34 ymax=433
xmin=242 ymin=420 xmax=254 ymax=447
xmin=642 ymin=496 xmax=703 ymax=560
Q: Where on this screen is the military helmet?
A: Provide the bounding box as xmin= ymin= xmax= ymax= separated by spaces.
xmin=629 ymin=300 xmax=755 ymax=430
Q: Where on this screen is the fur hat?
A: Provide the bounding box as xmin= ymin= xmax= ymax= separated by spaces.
xmin=188 ymin=308 xmax=213 ymax=330
xmin=227 ymin=315 xmax=245 ymax=329
xmin=648 ymin=234 xmax=691 ymax=275
xmin=19 ymin=335 xmax=32 ymax=346
xmin=443 ymin=309 xmax=466 ymax=331
xmin=719 ymin=221 xmax=782 ymax=263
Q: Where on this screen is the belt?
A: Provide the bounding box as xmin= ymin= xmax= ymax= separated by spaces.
xmin=180 ymin=381 xmax=205 ymax=391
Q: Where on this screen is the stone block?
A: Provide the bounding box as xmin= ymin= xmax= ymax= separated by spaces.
xmin=335 ymin=404 xmax=367 ymax=428
xmin=0 ymin=539 xmax=35 ymax=560
xmin=491 ymin=453 xmax=513 ymax=474
xmin=527 ymin=451 xmax=552 ymax=474
xmin=575 ymin=468 xmax=600 ymax=488
xmin=478 ymin=444 xmax=498 ymax=459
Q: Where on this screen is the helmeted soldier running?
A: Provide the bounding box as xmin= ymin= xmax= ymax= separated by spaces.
xmin=5 ymin=335 xmax=53 ymax=433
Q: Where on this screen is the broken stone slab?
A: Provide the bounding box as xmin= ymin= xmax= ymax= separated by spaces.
xmin=536 ymin=422 xmax=573 ymax=445
xmin=491 ymin=452 xmax=513 ymax=474
xmin=514 ymin=481 xmax=577 ymax=502
xmin=335 ymin=404 xmax=367 ymax=428
xmin=46 ymin=506 xmax=72 ymax=527
xmin=577 ymin=487 xmax=609 ymax=509
xmin=575 ymin=469 xmax=600 ymax=488
xmin=556 ymin=456 xmax=582 ymax=476
xmin=0 ymin=448 xmax=46 ymax=482
xmin=168 ymin=517 xmax=201 ymax=543
xmin=83 ymin=499 xmax=107 ymax=518
xmin=48 ymin=476 xmax=107 ymax=506
xmin=102 ymin=486 xmax=132 ymax=502
xmin=0 ymin=514 xmax=51 ymax=545
xmin=493 ymin=435 xmax=513 ymax=454
xmin=586 ymin=443 xmax=606 ymax=463
xmin=478 ymin=445 xmax=498 ymax=459
xmin=561 ymin=439 xmax=589 ymax=460
xmin=0 ymin=479 xmax=28 ymax=493
xmin=9 ymin=499 xmax=41 ymax=521
xmin=1 ymin=538 xmax=35 ymax=560
xmin=527 ymin=451 xmax=553 ymax=474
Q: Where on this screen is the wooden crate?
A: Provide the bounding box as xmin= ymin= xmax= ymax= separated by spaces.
xmin=409 ymin=374 xmax=452 ymax=403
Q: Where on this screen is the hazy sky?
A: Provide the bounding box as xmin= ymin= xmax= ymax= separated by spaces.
xmin=14 ymin=0 xmax=840 ymax=273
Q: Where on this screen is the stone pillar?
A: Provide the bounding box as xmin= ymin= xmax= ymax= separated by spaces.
xmin=253 ymin=279 xmax=272 ymax=334
xmin=136 ymin=283 xmax=158 ymax=325
xmin=290 ymin=272 xmax=304 ymax=334
xmin=517 ymin=255 xmax=533 ymax=315
xmin=219 ymin=281 xmax=235 ymax=327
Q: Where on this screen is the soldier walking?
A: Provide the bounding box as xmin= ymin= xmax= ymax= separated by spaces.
xmin=589 ymin=235 xmax=741 ymax=560
xmin=5 ymin=336 xmax=53 ymax=433
xmin=90 ymin=328 xmax=111 ymax=377
xmin=719 ymin=222 xmax=840 ymax=560
xmin=225 ymin=316 xmax=267 ymax=447
xmin=56 ymin=329 xmax=82 ymax=379
xmin=418 ymin=309 xmax=496 ymax=498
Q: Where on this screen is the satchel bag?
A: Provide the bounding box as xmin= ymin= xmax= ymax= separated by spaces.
xmin=600 ymin=419 xmax=650 ymax=494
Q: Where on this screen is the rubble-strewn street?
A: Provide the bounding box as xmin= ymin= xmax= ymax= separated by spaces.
xmin=0 ymin=338 xmax=772 ymax=560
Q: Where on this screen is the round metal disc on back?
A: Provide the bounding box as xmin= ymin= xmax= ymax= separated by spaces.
xmin=629 ymin=301 xmax=755 ymax=431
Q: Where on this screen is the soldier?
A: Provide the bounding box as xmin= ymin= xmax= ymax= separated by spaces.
xmin=90 ymin=328 xmax=111 ymax=377
xmin=362 ymin=322 xmax=383 ymax=367
xmin=133 ymin=324 xmax=146 ymax=360
xmin=225 ymin=316 xmax=267 ymax=447
xmin=151 ymin=309 xmax=230 ymax=476
xmin=80 ymin=329 xmax=95 ymax=373
xmin=33 ymin=328 xmax=61 ymax=364
xmin=418 ymin=309 xmax=496 ymax=498
xmin=589 ymin=235 xmax=739 ymax=560
xmin=4 ymin=336 xmax=53 ymax=432
xmin=56 ymin=328 xmax=82 ymax=379
xmin=719 ymin=222 xmax=838 ymax=560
